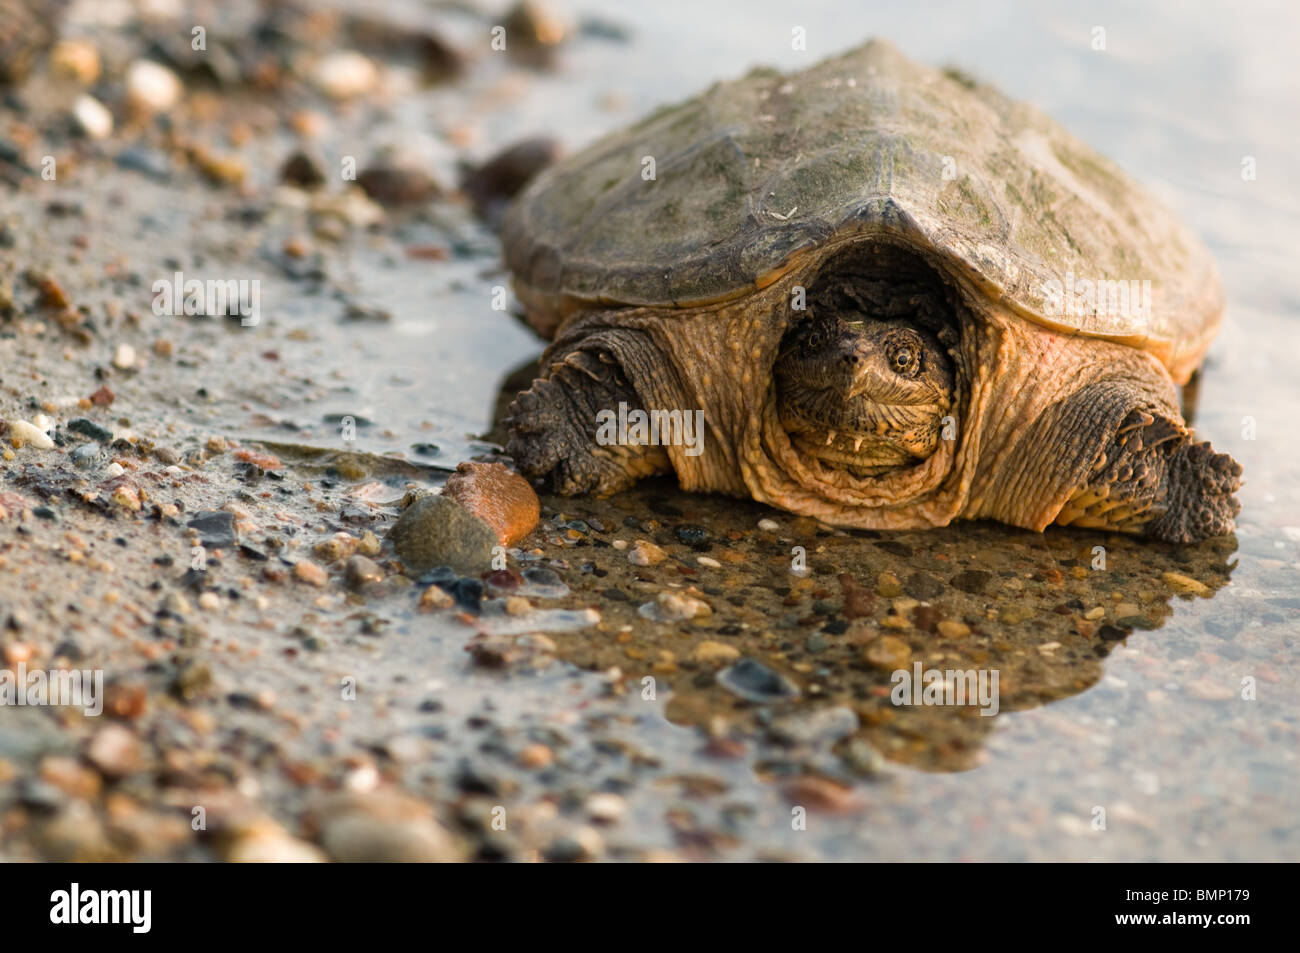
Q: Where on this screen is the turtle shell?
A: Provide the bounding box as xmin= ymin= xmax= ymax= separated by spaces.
xmin=502 ymin=39 xmax=1221 ymax=383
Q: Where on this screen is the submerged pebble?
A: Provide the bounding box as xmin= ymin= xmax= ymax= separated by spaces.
xmin=716 ymin=658 xmax=800 ymax=704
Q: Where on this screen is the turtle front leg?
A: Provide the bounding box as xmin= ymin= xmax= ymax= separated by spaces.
xmin=1056 ymin=407 xmax=1241 ymax=542
xmin=1014 ymin=377 xmax=1242 ymax=543
xmin=506 ymin=346 xmax=671 ymax=495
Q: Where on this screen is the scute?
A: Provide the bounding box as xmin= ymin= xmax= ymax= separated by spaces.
xmin=502 ymin=39 xmax=1221 ymax=382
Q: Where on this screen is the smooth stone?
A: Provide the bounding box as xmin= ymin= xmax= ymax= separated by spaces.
xmin=388 ymin=494 xmax=497 ymax=575
xmin=716 ymin=658 xmax=800 ymax=704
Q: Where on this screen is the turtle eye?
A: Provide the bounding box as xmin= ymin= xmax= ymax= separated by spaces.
xmin=890 ymin=345 xmax=918 ymax=375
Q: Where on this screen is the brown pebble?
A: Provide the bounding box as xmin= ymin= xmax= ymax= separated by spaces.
xmin=863 ymin=634 xmax=912 ymax=671
xmin=461 ymin=137 xmax=563 ymax=221
xmin=103 ymin=680 xmax=148 ymax=720
xmin=294 ymin=560 xmax=328 ymax=587
xmin=837 ymin=572 xmax=874 ymax=619
xmin=518 ymin=744 xmax=553 ymax=769
xmin=911 ymin=605 xmax=943 ymax=632
xmin=418 ymin=584 xmax=454 ymax=610
xmin=782 ymin=776 xmax=861 ymax=814
xmin=441 ymin=461 xmax=539 ymax=546
xmin=85 ymin=724 xmax=144 ymax=778
xmin=628 ymin=539 xmax=667 ymax=566
xmin=344 ymin=555 xmax=384 ymax=590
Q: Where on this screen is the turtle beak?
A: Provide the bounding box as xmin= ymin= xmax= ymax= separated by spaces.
xmin=841 ymin=338 xmax=893 ymax=401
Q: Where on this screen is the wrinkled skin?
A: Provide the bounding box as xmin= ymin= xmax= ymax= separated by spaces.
xmin=506 ymin=242 xmax=1241 ymax=543
xmin=774 ymin=316 xmax=954 ymax=474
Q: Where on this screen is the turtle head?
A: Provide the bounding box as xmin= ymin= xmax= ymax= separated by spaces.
xmin=774 ymin=314 xmax=954 ymax=473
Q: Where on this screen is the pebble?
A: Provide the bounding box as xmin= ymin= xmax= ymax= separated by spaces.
xmin=197 ymin=592 xmax=220 ymax=611
xmin=936 ymin=620 xmax=970 ymax=639
xmin=640 ymin=591 xmax=711 ymax=621
xmin=1161 ymin=571 xmax=1212 ymax=597
xmin=875 ymin=570 xmax=902 ymax=597
xmin=585 ymin=793 xmax=626 ymax=825
xmin=319 ymin=810 xmax=461 ymax=863
xmin=460 ymin=137 xmax=562 ymax=222
xmin=356 ymin=161 xmax=441 ymax=207
xmin=313 ymin=51 xmax=379 ymax=99
xmin=187 ymin=511 xmax=236 ymax=547
xmin=9 ymin=420 xmax=54 ymax=449
xmin=783 ymin=776 xmax=860 ymax=814
xmin=768 ymin=706 xmax=859 ymax=746
xmin=441 ymin=461 xmax=539 ymax=546
xmin=838 ymin=572 xmax=874 ymax=618
xmin=294 ymin=560 xmax=328 ymax=587
xmin=518 ymin=744 xmax=553 ymax=768
xmin=418 ymin=584 xmax=455 ymax=610
xmin=344 ymin=555 xmax=384 ymax=590
xmin=542 ymin=826 xmax=604 ymax=863
xmin=389 ymin=494 xmax=498 ymax=574
xmin=863 ymin=635 xmax=912 ymax=671
xmin=951 ymin=569 xmax=992 ymax=594
xmin=280 ymin=151 xmax=326 ymax=189
xmin=1186 ymin=677 xmax=1235 ymax=702
xmin=228 ymin=828 xmax=327 ymax=863
xmin=314 ymin=532 xmax=358 ymax=563
xmin=67 ymin=418 xmax=112 ymax=441
xmin=628 ymin=540 xmax=667 ymax=566
xmin=504 ymin=595 xmax=532 ymax=616
xmin=903 ymin=571 xmax=944 ymax=601
xmin=757 ymin=518 xmax=781 ymax=531
xmin=357 ymin=531 xmax=381 ymax=557
xmin=696 ymin=555 xmax=721 ymax=568
xmin=50 ymin=40 xmax=100 ymax=85
xmin=112 ymin=343 xmax=136 ymax=369
xmin=125 ymin=60 xmax=182 ymax=114
xmin=716 ymin=658 xmax=800 ymax=703
xmin=690 ymin=640 xmax=740 ymax=664
xmin=72 ymin=95 xmax=113 ymax=139
xmin=70 ymin=443 xmax=101 ymax=467
xmin=504 ymin=1 xmax=568 ymax=64
xmin=116 ymin=146 xmax=172 ymax=181
xmin=85 ymin=725 xmax=143 ymax=778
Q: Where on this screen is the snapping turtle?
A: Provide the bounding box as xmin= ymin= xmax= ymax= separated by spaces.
xmin=502 ymin=40 xmax=1241 ymax=542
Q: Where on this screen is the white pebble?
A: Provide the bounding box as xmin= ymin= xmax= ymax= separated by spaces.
xmin=72 ymin=94 xmax=113 ymax=139
xmin=9 ymin=420 xmax=54 ymax=450
xmin=757 ymin=518 xmax=780 ymax=531
xmin=126 ymin=60 xmax=182 ymax=113
xmin=113 ymin=343 xmax=136 ymax=369
xmin=586 ymin=792 xmax=626 ymax=824
xmin=105 ymin=462 xmax=125 ymax=477
xmin=696 ymin=556 xmax=721 ymax=568
xmin=312 ymin=51 xmax=378 ymax=99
